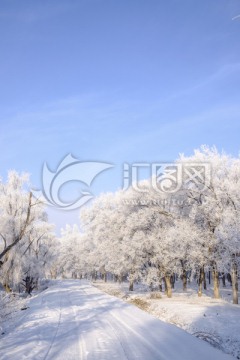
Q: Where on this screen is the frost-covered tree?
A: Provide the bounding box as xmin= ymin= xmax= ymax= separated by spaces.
xmin=80 ymin=193 xmax=126 ymax=282
xmin=58 ymin=224 xmax=93 ymax=279
xmin=64 ymin=146 xmax=240 ymax=304
xmin=179 ymin=146 xmax=240 ymax=303
xmin=0 ymin=171 xmax=55 ymax=292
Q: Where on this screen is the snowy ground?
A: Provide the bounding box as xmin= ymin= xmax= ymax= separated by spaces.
xmin=94 ymin=280 xmax=240 ymax=359
xmin=0 ymin=291 xmax=27 ymax=335
xmin=0 ymin=280 xmax=234 ymax=359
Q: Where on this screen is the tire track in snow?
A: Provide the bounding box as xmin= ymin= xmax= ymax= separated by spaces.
xmin=43 ymin=296 xmax=63 ymax=360
xmin=67 ymin=290 xmax=87 ymax=360
xmin=79 ymin=285 xmax=129 ymax=359
xmin=42 ymin=287 xmax=88 ymax=360
xmin=82 ymin=284 xmax=161 ymax=359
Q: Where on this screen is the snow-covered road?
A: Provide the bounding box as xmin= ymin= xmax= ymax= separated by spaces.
xmin=0 ymin=280 xmax=233 ymax=359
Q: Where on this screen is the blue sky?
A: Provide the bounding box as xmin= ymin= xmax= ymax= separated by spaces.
xmin=0 ymin=0 xmax=240 ymax=232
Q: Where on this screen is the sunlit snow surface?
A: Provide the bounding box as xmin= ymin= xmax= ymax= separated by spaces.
xmin=0 ymin=280 xmax=233 ymax=359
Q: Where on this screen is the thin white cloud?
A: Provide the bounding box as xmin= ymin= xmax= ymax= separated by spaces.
xmin=232 ymin=15 xmax=240 ymax=21
xmin=157 ymin=63 xmax=240 ymax=107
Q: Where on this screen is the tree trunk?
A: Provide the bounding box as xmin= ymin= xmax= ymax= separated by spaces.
xmin=129 ymin=279 xmax=134 ymax=291
xmin=92 ymin=271 xmax=96 ymax=281
xmin=198 ymin=267 xmax=204 ymax=297
xmin=182 ymin=269 xmax=187 ymax=291
xmin=203 ymin=270 xmax=207 ymax=290
xmin=165 ymin=275 xmax=172 ymax=298
xmin=3 ymin=283 xmax=11 ymax=293
xmin=22 ymin=276 xmax=35 ymax=294
xmin=227 ymin=273 xmax=232 ymax=286
xmin=163 ymin=277 xmax=167 ymax=294
xmin=103 ymin=272 xmax=107 ymax=282
xmin=158 ymin=269 xmax=163 ymax=292
xmin=213 ymin=267 xmax=220 ymax=299
xmin=221 ymin=273 xmax=226 ymax=287
xmin=231 ymin=261 xmax=238 ymax=305
xmin=50 ymin=269 xmax=57 ymax=279
xmin=181 ymin=260 xmax=187 ymax=291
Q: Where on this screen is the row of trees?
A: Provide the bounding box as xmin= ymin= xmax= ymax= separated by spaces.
xmin=0 ymin=171 xmax=57 ymax=294
xmin=2 ymin=146 xmax=239 ymax=305
xmin=59 ymin=146 xmax=240 ymax=304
